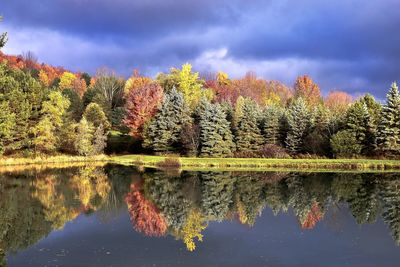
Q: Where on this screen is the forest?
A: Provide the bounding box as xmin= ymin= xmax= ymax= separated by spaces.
xmin=1 ymin=27 xmax=400 ymax=159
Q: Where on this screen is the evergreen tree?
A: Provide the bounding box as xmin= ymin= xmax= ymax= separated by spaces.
xmin=262 ymin=105 xmax=283 ymax=145
xmin=0 ymin=100 xmax=15 ymax=155
xmin=200 ymin=172 xmax=235 ymax=221
xmin=376 ymin=82 xmax=400 ymax=154
xmin=380 ymin=178 xmax=400 ymax=244
xmin=62 ymin=88 xmax=83 ymax=122
xmin=285 ymin=98 xmax=311 ymax=153
xmin=345 ymin=101 xmax=375 ymax=154
xmin=143 ymin=88 xmax=191 ymax=153
xmin=235 ymin=98 xmax=264 ymax=151
xmin=199 ymin=102 xmax=235 ymax=157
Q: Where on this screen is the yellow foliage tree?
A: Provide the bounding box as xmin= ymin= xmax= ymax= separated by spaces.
xmin=177 ymin=63 xmax=204 ymax=109
xmin=59 ymin=72 xmax=76 ymax=90
xmin=124 ymin=70 xmax=152 ymax=95
xmin=38 ymin=70 xmax=50 ymax=87
xmin=180 ymin=209 xmax=207 ymax=251
xmin=217 ymin=71 xmax=230 ymax=86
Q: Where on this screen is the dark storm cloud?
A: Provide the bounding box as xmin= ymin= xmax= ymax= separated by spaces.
xmin=1 ymin=0 xmax=400 ymax=98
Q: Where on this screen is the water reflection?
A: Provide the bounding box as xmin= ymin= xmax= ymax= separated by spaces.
xmin=1 ymin=165 xmax=400 ymax=264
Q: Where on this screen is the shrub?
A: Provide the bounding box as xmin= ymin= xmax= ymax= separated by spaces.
xmin=259 ymin=144 xmax=291 ymax=159
xmin=330 ymin=130 xmax=362 ymax=158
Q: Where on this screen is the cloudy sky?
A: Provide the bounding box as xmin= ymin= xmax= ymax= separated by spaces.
xmin=1 ymin=0 xmax=399 ymax=98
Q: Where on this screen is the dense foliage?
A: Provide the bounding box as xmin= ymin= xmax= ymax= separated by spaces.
xmin=1 ymin=45 xmax=399 ymax=158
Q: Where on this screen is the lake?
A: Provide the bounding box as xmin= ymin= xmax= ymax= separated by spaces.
xmin=1 ymin=164 xmax=400 ymax=266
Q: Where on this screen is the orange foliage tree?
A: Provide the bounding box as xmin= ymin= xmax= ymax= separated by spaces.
xmin=294 ymin=75 xmax=321 ymax=106
xmin=324 ymin=90 xmax=353 ymax=114
xmin=301 ymin=202 xmax=324 ymax=230
xmin=124 ymin=69 xmax=153 ymax=95
xmin=123 ymin=83 xmax=164 ymax=138
xmin=125 ymin=181 xmax=168 ymax=237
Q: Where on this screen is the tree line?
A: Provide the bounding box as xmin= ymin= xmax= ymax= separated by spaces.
xmin=1 ymin=31 xmax=400 ymax=158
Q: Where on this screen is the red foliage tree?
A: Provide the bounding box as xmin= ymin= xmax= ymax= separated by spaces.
xmin=125 ymin=181 xmax=168 ymax=237
xmin=123 ymin=83 xmax=164 ymax=138
xmin=324 ymin=90 xmax=353 ymax=114
xmin=301 ymin=202 xmax=324 ymax=230
xmin=294 ymin=75 xmax=321 ymax=106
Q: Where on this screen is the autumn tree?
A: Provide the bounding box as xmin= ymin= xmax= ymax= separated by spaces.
xmin=32 ymin=91 xmax=70 ymax=154
xmin=59 ymin=72 xmax=76 ymax=90
xmin=294 ymin=75 xmax=321 ymax=106
xmin=91 ymin=68 xmax=125 ymax=123
xmin=74 ymin=117 xmax=94 ymax=156
xmin=325 ymin=90 xmax=352 ymax=114
xmin=124 ymin=69 xmax=152 ymax=95
xmin=125 ymin=181 xmax=168 ymax=237
xmin=83 ymin=103 xmax=111 ymax=131
xmin=123 ymin=83 xmax=163 ymax=138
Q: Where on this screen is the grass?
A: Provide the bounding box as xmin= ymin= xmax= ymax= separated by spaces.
xmin=2 ymin=154 xmax=400 ymax=172
xmin=0 ymin=155 xmax=109 ymax=166
xmin=110 ymin=154 xmax=400 ymax=172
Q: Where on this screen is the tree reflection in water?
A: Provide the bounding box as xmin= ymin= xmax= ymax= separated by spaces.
xmin=1 ymin=165 xmax=400 ymax=260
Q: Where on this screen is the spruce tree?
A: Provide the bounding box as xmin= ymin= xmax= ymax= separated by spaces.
xmin=380 ymin=178 xmax=400 ymax=244
xmin=346 ymin=101 xmax=375 ymax=154
xmin=200 ymin=172 xmax=235 ymax=221
xmin=143 ymin=88 xmax=191 ymax=153
xmin=376 ymin=82 xmax=400 ymax=154
xmin=285 ymin=98 xmax=311 ymax=153
xmin=235 ymin=98 xmax=264 ymax=151
xmin=199 ymin=102 xmax=235 ymax=157
xmin=262 ymin=105 xmax=283 ymax=145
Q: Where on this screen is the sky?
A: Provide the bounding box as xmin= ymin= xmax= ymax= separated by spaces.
xmin=1 ymin=0 xmax=399 ymax=98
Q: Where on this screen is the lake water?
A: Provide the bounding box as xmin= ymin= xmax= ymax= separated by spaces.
xmin=1 ymin=164 xmax=400 ymax=267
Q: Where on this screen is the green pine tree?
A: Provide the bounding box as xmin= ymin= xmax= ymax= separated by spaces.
xmin=143 ymin=88 xmax=191 ymax=153
xmin=235 ymin=98 xmax=264 ymax=151
xmin=200 ymin=172 xmax=235 ymax=221
xmin=199 ymin=102 xmax=235 ymax=157
xmin=0 ymin=100 xmax=15 ymax=155
xmin=262 ymin=105 xmax=283 ymax=145
xmin=346 ymin=101 xmax=375 ymax=154
xmin=285 ymin=98 xmax=311 ymax=153
xmin=376 ymin=82 xmax=400 ymax=154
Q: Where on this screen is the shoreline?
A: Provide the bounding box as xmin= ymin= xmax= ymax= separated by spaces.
xmin=2 ymin=154 xmax=400 ymax=172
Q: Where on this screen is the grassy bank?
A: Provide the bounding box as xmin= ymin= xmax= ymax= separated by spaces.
xmin=2 ymin=154 xmax=400 ymax=172
xmin=111 ymin=154 xmax=400 ymax=171
xmin=0 ymin=155 xmax=109 ymax=167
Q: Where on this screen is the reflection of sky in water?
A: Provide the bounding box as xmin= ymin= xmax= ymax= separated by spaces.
xmin=7 ymin=208 xmax=400 ymax=266
xmin=2 ymin=166 xmax=400 ymax=266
